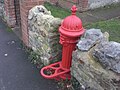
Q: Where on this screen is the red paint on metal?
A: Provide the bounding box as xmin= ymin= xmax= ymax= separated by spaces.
xmin=41 ymin=62 xmax=70 ymax=80
xmin=40 ymin=5 xmax=85 ymax=80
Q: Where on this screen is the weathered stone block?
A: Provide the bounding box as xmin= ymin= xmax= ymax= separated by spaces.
xmin=77 ymin=29 xmax=104 ymax=51
xmin=71 ymin=29 xmax=120 ymax=90
xmin=93 ymin=41 xmax=120 ymax=73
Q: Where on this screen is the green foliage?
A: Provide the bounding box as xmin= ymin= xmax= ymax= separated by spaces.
xmin=71 ymin=77 xmax=81 ymax=90
xmin=6 ymin=27 xmax=13 ymax=32
xmin=44 ymin=2 xmax=71 ymax=19
xmin=44 ymin=2 xmax=120 ymax=43
xmin=27 ymin=3 xmax=120 ymax=89
xmin=84 ymin=19 xmax=120 ymax=42
xmin=57 ymin=78 xmax=73 ymax=90
xmin=56 ymin=77 xmax=82 ymax=90
xmin=25 ymin=47 xmax=44 ymax=69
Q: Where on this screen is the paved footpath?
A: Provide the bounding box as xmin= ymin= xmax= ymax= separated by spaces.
xmin=0 ymin=18 xmax=57 ymax=90
xmin=78 ymin=4 xmax=120 ymax=24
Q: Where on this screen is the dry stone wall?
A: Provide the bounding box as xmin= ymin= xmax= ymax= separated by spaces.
xmin=28 ymin=5 xmax=62 ymax=65
xmin=71 ymin=29 xmax=120 ymax=90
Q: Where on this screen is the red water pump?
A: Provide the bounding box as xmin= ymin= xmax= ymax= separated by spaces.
xmin=40 ymin=5 xmax=85 ymax=80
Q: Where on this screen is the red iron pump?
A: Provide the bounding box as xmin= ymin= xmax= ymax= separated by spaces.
xmin=40 ymin=5 xmax=85 ymax=80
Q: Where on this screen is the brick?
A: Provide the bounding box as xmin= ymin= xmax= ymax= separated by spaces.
xmin=4 ymin=0 xmax=16 ymax=27
xmin=20 ymin=0 xmax=45 ymax=46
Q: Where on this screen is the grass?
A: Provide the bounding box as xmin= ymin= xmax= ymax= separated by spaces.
xmin=44 ymin=2 xmax=71 ymax=19
xmin=84 ymin=19 xmax=120 ymax=42
xmin=28 ymin=3 xmax=120 ymax=90
xmin=44 ymin=2 xmax=120 ymax=43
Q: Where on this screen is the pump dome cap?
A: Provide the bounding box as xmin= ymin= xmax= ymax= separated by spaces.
xmin=59 ymin=5 xmax=85 ymax=37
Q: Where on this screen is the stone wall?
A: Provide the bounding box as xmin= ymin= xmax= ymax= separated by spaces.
xmin=88 ymin=0 xmax=120 ymax=9
xmin=71 ymin=29 xmax=120 ymax=90
xmin=28 ymin=5 xmax=62 ymax=65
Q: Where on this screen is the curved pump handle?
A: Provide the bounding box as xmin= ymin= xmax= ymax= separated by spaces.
xmin=40 ymin=62 xmax=70 ymax=80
